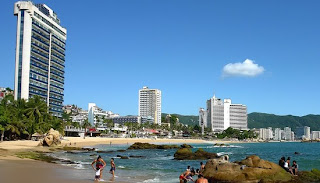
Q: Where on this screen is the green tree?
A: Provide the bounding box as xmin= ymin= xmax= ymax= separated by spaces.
xmin=81 ymin=118 xmax=91 ymax=139
xmin=103 ymin=118 xmax=114 ymax=129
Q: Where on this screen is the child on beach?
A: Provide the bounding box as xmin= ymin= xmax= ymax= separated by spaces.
xmin=95 ymin=167 xmax=101 ymax=181
xmin=109 ymin=158 xmax=116 ymax=177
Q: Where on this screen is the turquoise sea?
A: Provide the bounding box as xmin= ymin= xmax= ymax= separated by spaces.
xmin=52 ymin=142 xmax=320 ymax=182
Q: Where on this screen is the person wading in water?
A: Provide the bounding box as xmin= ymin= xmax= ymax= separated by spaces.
xmin=91 ymin=155 xmax=106 ymax=179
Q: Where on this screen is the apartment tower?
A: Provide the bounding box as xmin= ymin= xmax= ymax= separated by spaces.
xmin=203 ymin=95 xmax=247 ymax=132
xmin=14 ymin=1 xmax=66 ymax=117
xmin=138 ymin=86 xmax=161 ymax=124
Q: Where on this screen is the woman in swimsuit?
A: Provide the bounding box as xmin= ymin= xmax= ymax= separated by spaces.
xmin=91 ymin=155 xmax=106 ymax=179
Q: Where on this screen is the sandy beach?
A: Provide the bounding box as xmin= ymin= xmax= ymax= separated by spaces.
xmin=0 ymin=137 xmax=223 ymax=183
xmin=0 ymin=137 xmax=219 ymax=151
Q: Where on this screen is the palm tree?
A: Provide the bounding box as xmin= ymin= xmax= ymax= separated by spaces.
xmin=25 ymin=95 xmax=48 ymax=139
xmin=25 ymin=95 xmax=48 ymax=122
xmin=13 ymin=98 xmax=27 ymax=119
xmin=81 ymin=118 xmax=91 ymax=139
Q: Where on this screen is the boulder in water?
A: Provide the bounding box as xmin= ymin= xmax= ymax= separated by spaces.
xmin=202 ymin=155 xmax=292 ymax=183
xmin=180 ymin=144 xmax=193 ymax=148
xmin=117 ymin=155 xmax=129 ymax=159
xmin=174 ymin=148 xmax=218 ymax=160
xmin=128 ymin=142 xmax=179 ymax=150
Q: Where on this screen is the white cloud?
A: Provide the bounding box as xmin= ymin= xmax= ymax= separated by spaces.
xmin=222 ymin=59 xmax=265 ymax=78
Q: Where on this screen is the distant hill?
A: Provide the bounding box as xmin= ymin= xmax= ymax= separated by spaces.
xmin=248 ymin=112 xmax=320 ymax=131
xmin=161 ymin=112 xmax=320 ymax=131
xmin=161 ymin=113 xmax=198 ymax=126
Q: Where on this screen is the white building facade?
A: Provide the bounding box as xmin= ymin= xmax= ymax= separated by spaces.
xmin=14 ymin=1 xmax=66 ymax=117
xmin=88 ymin=103 xmax=119 ymax=126
xmin=284 ymin=127 xmax=292 ymax=141
xmin=204 ymin=95 xmax=247 ymax=132
xmin=304 ymin=126 xmax=311 ymax=140
xmin=259 ymin=127 xmax=273 ymax=140
xmin=274 ymin=128 xmax=282 ymax=141
xmin=311 ymin=131 xmax=320 ymax=140
xmin=138 ymin=86 xmax=161 ymax=125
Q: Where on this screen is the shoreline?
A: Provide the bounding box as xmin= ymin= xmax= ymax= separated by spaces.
xmin=0 ymin=137 xmax=239 ymax=152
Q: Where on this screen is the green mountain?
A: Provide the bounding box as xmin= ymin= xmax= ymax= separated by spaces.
xmin=161 ymin=113 xmax=198 ymax=126
xmin=248 ymin=112 xmax=320 ymax=131
xmin=162 ymin=112 xmax=320 ymax=131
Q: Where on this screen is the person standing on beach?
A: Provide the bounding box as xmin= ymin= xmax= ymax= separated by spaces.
xmin=91 ymin=155 xmax=106 ymax=179
xmin=110 ymin=158 xmax=116 ymax=177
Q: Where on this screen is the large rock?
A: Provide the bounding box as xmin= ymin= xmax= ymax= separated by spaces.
xmin=128 ymin=142 xmax=179 ymax=150
xmin=174 ymin=148 xmax=218 ymax=160
xmin=202 ymin=155 xmax=292 ymax=183
xmin=181 ymin=144 xmax=193 ymax=148
xmin=39 ymin=128 xmax=61 ymax=147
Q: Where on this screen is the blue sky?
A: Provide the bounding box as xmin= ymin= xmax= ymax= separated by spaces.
xmin=0 ymin=0 xmax=319 ymax=116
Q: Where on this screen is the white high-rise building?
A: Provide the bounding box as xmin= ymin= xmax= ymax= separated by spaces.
xmin=14 ymin=1 xmax=67 ymax=117
xmin=259 ymin=127 xmax=273 ymax=140
xmin=284 ymin=127 xmax=292 ymax=141
xmin=304 ymin=126 xmax=311 ymax=140
xmin=274 ymin=128 xmax=282 ymax=141
xmin=138 ymin=86 xmax=161 ymax=124
xmin=204 ymin=95 xmax=247 ymax=132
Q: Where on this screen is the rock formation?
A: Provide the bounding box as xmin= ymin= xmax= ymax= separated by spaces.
xmin=180 ymin=144 xmax=193 ymax=148
xmin=202 ymin=155 xmax=292 ymax=183
xmin=128 ymin=142 xmax=180 ymax=149
xmin=39 ymin=128 xmax=61 ymax=147
xmin=174 ymin=148 xmax=218 ymax=160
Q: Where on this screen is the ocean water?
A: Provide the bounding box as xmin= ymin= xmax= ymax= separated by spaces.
xmin=52 ymin=142 xmax=320 ymax=182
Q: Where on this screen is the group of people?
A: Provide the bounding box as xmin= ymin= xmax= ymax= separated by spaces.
xmin=278 ymin=156 xmax=298 ymax=176
xmin=179 ymin=162 xmax=208 ymax=183
xmin=91 ymin=155 xmax=116 ymax=181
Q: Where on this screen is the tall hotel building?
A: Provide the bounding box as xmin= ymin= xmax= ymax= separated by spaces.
xmin=200 ymin=95 xmax=247 ymax=132
xmin=138 ymin=86 xmax=161 ymax=124
xmin=13 ymin=2 xmax=66 ymax=117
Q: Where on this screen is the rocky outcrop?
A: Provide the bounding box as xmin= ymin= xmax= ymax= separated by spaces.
xmin=292 ymin=169 xmax=320 ymax=183
xmin=128 ymin=142 xmax=180 ymax=150
xmin=117 ymin=155 xmax=129 ymax=159
xmin=174 ymin=148 xmax=218 ymax=160
xmin=213 ymin=143 xmax=230 ymax=147
xmin=202 ymin=155 xmax=292 ymax=183
xmin=129 ymin=155 xmax=146 ymax=158
xmin=181 ymin=144 xmax=193 ymax=148
xmin=39 ymin=128 xmax=61 ymax=147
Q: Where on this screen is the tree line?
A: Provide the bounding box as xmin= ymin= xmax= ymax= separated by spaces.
xmin=0 ymin=94 xmax=65 ymax=141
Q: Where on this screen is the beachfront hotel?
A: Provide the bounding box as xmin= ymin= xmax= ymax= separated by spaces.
xmin=200 ymin=95 xmax=247 ymax=132
xmin=138 ymin=86 xmax=162 ymax=125
xmin=13 ymin=1 xmax=66 ymax=117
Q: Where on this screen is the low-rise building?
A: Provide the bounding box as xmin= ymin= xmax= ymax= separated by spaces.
xmin=112 ymin=116 xmax=142 ymax=124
